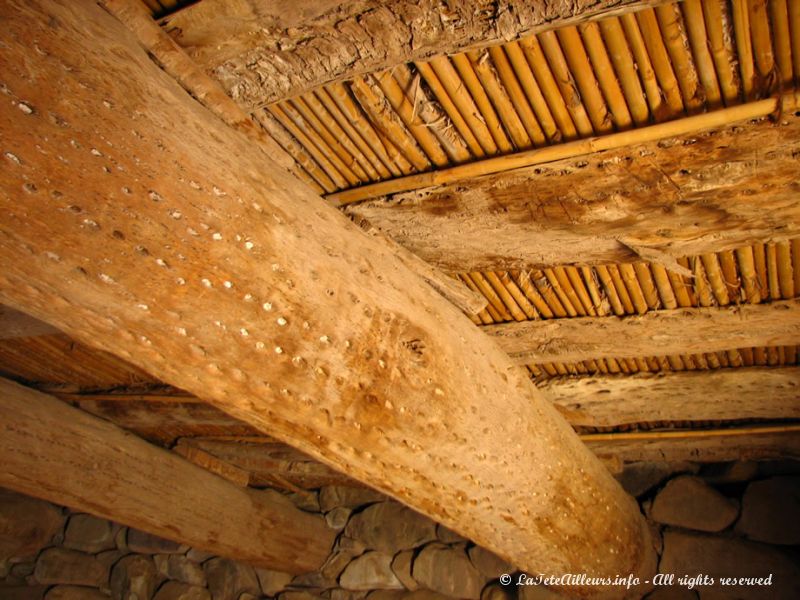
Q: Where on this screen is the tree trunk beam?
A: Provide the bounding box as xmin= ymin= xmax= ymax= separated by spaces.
xmin=0 ymin=377 xmax=334 ymax=572
xmin=0 ymin=304 xmax=60 ymax=340
xmin=161 ymin=0 xmax=669 ymax=110
xmin=485 ymin=300 xmax=800 ymax=364
xmin=539 ymin=367 xmax=800 ymax=428
xmin=346 ymin=106 xmax=800 ymax=272
xmin=584 ymin=425 xmax=800 ymax=463
xmin=0 ymin=0 xmax=654 ymax=590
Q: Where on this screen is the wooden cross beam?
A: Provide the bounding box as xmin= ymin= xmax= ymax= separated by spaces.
xmin=0 ymin=0 xmax=653 ymax=594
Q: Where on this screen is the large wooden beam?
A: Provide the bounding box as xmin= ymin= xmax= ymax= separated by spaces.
xmin=0 ymin=377 xmax=334 ymax=572
xmin=346 ymin=109 xmax=800 ymax=272
xmin=0 ymin=0 xmax=654 ymax=591
xmin=584 ymin=425 xmax=800 ymax=463
xmin=539 ymin=367 xmax=800 ymax=428
xmin=0 ymin=304 xmax=59 ymax=339
xmin=485 ymin=300 xmax=800 ymax=365
xmin=162 ymin=0 xmax=667 ymax=109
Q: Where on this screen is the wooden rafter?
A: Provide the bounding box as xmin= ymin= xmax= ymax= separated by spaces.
xmin=346 ymin=101 xmax=800 ymax=272
xmin=0 ymin=0 xmax=654 ymax=589
xmin=485 ymin=300 xmax=800 ymax=365
xmin=540 ymin=367 xmax=800 ymax=428
xmin=161 ymin=0 xmax=671 ymax=109
xmin=0 ymin=377 xmax=335 ymax=572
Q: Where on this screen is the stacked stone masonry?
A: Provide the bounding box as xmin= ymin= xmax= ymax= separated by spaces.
xmin=1 ymin=460 xmax=799 ymax=600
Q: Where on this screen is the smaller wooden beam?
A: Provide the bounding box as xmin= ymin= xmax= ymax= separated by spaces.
xmin=540 ymin=367 xmax=800 ymax=428
xmin=583 ymin=424 xmax=800 ymax=463
xmin=0 ymin=377 xmax=335 ymax=572
xmin=0 ymin=304 xmax=59 ymax=340
xmin=484 ymin=300 xmax=800 ymax=364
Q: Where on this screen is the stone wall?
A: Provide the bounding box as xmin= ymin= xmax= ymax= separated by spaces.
xmin=1 ymin=460 xmax=799 ymax=600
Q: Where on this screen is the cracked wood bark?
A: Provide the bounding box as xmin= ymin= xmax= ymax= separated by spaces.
xmin=0 ymin=1 xmax=653 ymax=593
xmin=0 ymin=377 xmax=335 ymax=572
xmin=485 ymin=300 xmax=800 ymax=365
xmin=346 ymin=112 xmax=800 ymax=273
xmin=539 ymin=367 xmax=800 ymax=428
xmin=161 ymin=0 xmax=669 ymax=110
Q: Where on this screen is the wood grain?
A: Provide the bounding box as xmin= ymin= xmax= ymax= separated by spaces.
xmin=0 ymin=377 xmax=334 ymax=572
xmin=0 ymin=0 xmax=653 ymax=588
xmin=485 ymin=300 xmax=800 ymax=364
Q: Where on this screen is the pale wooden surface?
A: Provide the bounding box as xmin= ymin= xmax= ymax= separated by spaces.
xmin=347 ymin=109 xmax=800 ymax=272
xmin=162 ymin=0 xmax=669 ymax=109
xmin=584 ymin=425 xmax=800 ymax=463
xmin=0 ymin=378 xmax=335 ymax=572
xmin=540 ymin=367 xmax=800 ymax=427
xmin=485 ymin=300 xmax=800 ymax=364
xmin=0 ymin=0 xmax=654 ymax=589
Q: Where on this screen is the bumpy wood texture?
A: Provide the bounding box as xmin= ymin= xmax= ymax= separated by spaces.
xmin=162 ymin=0 xmax=667 ymax=109
xmin=0 ymin=1 xmax=654 ymax=593
xmin=541 ymin=367 xmax=800 ymax=427
xmin=0 ymin=378 xmax=335 ymax=572
xmin=347 ymin=114 xmax=800 ymax=272
xmin=485 ymin=300 xmax=800 ymax=364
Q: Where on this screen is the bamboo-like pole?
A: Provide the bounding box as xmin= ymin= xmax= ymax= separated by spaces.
xmin=565 ymin=266 xmax=599 ymax=315
xmin=374 ymin=70 xmax=450 ymax=167
xmin=254 ymin=111 xmax=333 ymax=194
xmin=651 ymin=264 xmax=678 ymax=309
xmin=518 ymin=36 xmax=580 ymax=139
xmin=513 ymin=271 xmax=555 ymax=318
xmin=700 ymin=254 xmax=731 ymax=305
xmin=488 ymin=46 xmax=551 ymax=145
xmin=556 ymin=26 xmax=616 ymax=133
xmin=598 ymin=17 xmax=651 ymax=125
xmin=349 ymin=76 xmax=431 ymax=172
xmin=302 ymin=92 xmax=381 ymax=181
xmin=679 ymin=0 xmax=723 ymax=108
xmin=692 ymin=258 xmax=716 ymax=307
xmin=702 ymin=0 xmax=743 ymax=105
xmin=552 ymin=267 xmax=589 ymax=316
xmin=268 ymin=104 xmax=349 ymax=189
xmin=392 ymin=65 xmax=473 ymax=164
xmin=414 ymin=61 xmax=486 ymax=158
xmin=768 ymin=0 xmax=793 ymax=85
xmin=501 ymin=43 xmax=561 ymax=142
xmin=732 ymin=0 xmax=757 ymax=99
xmin=468 ymin=50 xmax=535 ymax=149
xmin=468 ymin=272 xmax=514 ymax=321
xmin=544 ymin=269 xmax=579 ymax=316
xmin=766 ymin=243 xmax=782 ymax=300
xmin=484 ymin=271 xmax=528 ymax=321
xmin=608 ymin=265 xmax=637 ymax=313
xmin=281 ymin=99 xmax=363 ymax=186
xmin=581 ymin=266 xmax=609 ymax=315
xmin=595 ymin=265 xmax=626 ymax=315
xmin=457 ymin=275 xmax=494 ymax=325
xmin=427 ymin=56 xmax=499 ymax=155
xmin=655 ymin=3 xmax=704 ymax=113
xmin=736 ymin=246 xmax=761 ymax=303
xmin=497 ymin=272 xmax=539 ymax=319
xmin=532 ymin=270 xmax=569 ymax=317
xmin=635 ymin=8 xmax=686 ymax=115
xmin=314 ymin=88 xmax=392 ymax=179
xmin=619 ymin=264 xmax=649 ymax=314
xmin=619 ymin=13 xmax=673 ymax=119
xmin=290 ymin=96 xmax=369 ymax=183
xmin=718 ymin=250 xmax=741 ymax=300
xmin=776 ymin=241 xmax=795 ymax=299
xmin=578 ymin=22 xmax=634 ymax=129
xmin=328 ymin=93 xmax=798 ymax=205
xmin=790 ymin=0 xmax=800 ymax=84
xmin=747 ymin=0 xmax=776 ymax=85
xmin=793 ymin=239 xmax=800 ymax=294
xmin=452 ymin=53 xmax=514 ymax=152
xmin=324 ymin=83 xmax=405 ymax=177
xmin=633 ymin=263 xmax=660 ymax=309
xmin=536 ymin=31 xmax=596 ymax=136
